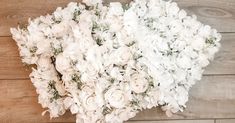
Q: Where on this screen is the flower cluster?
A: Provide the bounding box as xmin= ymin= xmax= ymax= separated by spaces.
xmin=10 ymin=0 xmax=221 ymax=123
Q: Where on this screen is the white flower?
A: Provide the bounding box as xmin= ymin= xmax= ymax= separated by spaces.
xmin=51 ymin=22 xmax=68 ymax=36
xmin=191 ymin=37 xmax=205 ymax=50
xmin=55 ymin=53 xmax=71 ymax=74
xmin=178 ymin=10 xmax=187 ymax=19
xmin=176 ymin=55 xmax=192 ymax=69
xmin=36 ymin=39 xmax=51 ymax=54
xmin=198 ymin=54 xmax=210 ymax=67
xmin=115 ymin=46 xmax=132 ymax=65
xmin=64 ymin=97 xmax=74 ymax=109
xmin=108 ymin=2 xmax=123 ymax=16
xmin=72 ymin=25 xmax=82 ymax=39
xmin=105 ymin=87 xmax=128 ymax=108
xmin=110 ymin=67 xmax=123 ymax=80
xmin=36 ymin=57 xmax=51 ymax=70
xmin=158 ymin=72 xmax=174 ymax=89
xmin=123 ymin=9 xmax=139 ymax=34
xmin=168 ymin=2 xmax=180 ymax=16
xmin=70 ymin=104 xmax=79 ymax=114
xmin=11 ymin=0 xmax=221 ymax=122
xmin=83 ymin=95 xmax=98 ymax=110
xmin=63 ymin=42 xmax=83 ymax=60
xmin=176 ymin=86 xmax=188 ymax=106
xmin=105 ymin=107 xmax=136 ymax=123
xmin=199 ymin=25 xmax=212 ymax=37
xmin=83 ymin=0 xmax=102 ymax=6
xmin=75 ymin=86 xmax=99 ymax=111
xmin=130 ymin=73 xmax=149 ymax=93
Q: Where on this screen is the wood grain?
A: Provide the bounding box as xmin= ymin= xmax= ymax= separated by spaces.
xmin=1 ymin=0 xmax=235 ymax=123
xmin=1 ymin=76 xmax=235 ymax=122
xmin=126 ymin=120 xmax=214 ymax=123
xmin=175 ymin=0 xmax=235 ymax=33
xmin=216 ymin=119 xmax=235 ymax=123
xmin=132 ymin=75 xmax=235 ymax=120
xmin=0 ymin=0 xmax=235 ymax=36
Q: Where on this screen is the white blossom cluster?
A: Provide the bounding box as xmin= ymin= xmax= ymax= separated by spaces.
xmin=10 ymin=0 xmax=221 ymax=123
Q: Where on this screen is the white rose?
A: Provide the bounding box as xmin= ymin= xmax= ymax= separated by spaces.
xmin=37 ymin=57 xmax=51 ymax=70
xmin=79 ymin=86 xmax=99 ymax=111
xmin=105 ymin=87 xmax=127 ymax=108
xmin=130 ymin=73 xmax=149 ymax=93
xmin=55 ymin=53 xmax=71 ymax=74
xmin=36 ymin=39 xmax=51 ymax=54
xmin=110 ymin=67 xmax=123 ymax=80
xmin=115 ymin=46 xmax=132 ymax=65
xmin=70 ymin=103 xmax=79 ymax=114
xmin=83 ymin=95 xmax=98 ymax=111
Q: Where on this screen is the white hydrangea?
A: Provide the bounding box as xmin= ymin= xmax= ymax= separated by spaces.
xmin=10 ymin=0 xmax=221 ymax=122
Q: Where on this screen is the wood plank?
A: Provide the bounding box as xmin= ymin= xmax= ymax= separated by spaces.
xmin=1 ymin=75 xmax=235 ymax=122
xmin=179 ymin=0 xmax=235 ymax=33
xmin=216 ymin=119 xmax=235 ymax=123
xmin=126 ymin=120 xmax=214 ymax=123
xmin=0 ymin=79 xmax=76 ymax=123
xmin=0 ymin=0 xmax=235 ymax=36
xmin=204 ymin=33 xmax=235 ymax=75
xmin=0 ymin=33 xmax=234 ymax=79
xmin=0 ymin=56 xmax=30 ymax=79
xmin=132 ymin=75 xmax=235 ymax=120
xmin=174 ymin=0 xmax=235 ymax=32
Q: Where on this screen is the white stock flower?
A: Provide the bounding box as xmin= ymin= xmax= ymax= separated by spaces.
xmin=108 ymin=2 xmax=123 ymax=16
xmin=83 ymin=0 xmax=102 ymax=6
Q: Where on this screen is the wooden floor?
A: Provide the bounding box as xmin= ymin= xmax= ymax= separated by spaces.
xmin=0 ymin=0 xmax=235 ymax=123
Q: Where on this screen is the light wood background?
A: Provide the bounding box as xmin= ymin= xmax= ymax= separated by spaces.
xmin=0 ymin=0 xmax=235 ymax=123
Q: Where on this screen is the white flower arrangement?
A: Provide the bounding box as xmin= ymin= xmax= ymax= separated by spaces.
xmin=10 ymin=0 xmax=221 ymax=123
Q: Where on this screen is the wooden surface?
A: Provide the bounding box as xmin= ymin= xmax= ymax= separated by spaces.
xmin=0 ymin=0 xmax=235 ymax=123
